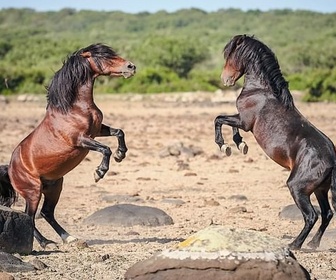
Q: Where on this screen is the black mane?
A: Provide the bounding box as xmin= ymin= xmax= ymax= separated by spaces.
xmin=224 ymin=35 xmax=293 ymax=109
xmin=46 ymin=43 xmax=118 ymax=113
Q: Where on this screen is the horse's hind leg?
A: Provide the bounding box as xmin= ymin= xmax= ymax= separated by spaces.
xmin=287 ymin=176 xmax=318 ymax=249
xmin=306 ymin=186 xmax=333 ymax=249
xmin=16 ymin=177 xmax=53 ymax=248
xmin=41 ymin=178 xmax=77 ymax=244
xmin=232 ymin=127 xmax=248 ymax=154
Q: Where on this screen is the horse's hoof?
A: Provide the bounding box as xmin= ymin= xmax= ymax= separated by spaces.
xmin=94 ymin=171 xmax=102 ymax=182
xmin=64 ymin=235 xmax=78 ymax=244
xmin=238 ymin=142 xmax=248 ymax=155
xmin=114 ymin=156 xmax=123 ymax=163
xmin=307 ymin=240 xmax=319 ymax=250
xmin=40 ymin=239 xmax=57 ymax=249
xmin=220 ymin=144 xmax=231 ymax=156
xmin=114 ymin=150 xmax=125 ymax=163
xmin=288 ymin=241 xmax=301 ymax=251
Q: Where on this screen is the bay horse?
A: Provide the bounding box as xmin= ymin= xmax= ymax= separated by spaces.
xmin=214 ymin=34 xmax=336 ymax=250
xmin=0 ymin=43 xmax=136 ymax=248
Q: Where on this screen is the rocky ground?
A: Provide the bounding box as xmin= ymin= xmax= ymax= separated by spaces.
xmin=0 ymin=91 xmax=336 ymax=279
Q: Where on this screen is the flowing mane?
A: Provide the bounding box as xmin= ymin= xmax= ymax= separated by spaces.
xmin=46 ymin=43 xmax=118 ymax=113
xmin=224 ymin=35 xmax=293 ymax=109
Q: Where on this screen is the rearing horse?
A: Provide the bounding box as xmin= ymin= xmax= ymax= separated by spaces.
xmin=214 ymin=34 xmax=336 ymax=249
xmin=0 ymin=43 xmax=136 ymax=248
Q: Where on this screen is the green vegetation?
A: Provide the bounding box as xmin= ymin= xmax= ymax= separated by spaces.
xmin=0 ymin=8 xmax=336 ymax=101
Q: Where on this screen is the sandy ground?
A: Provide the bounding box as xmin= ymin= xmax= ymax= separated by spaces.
xmin=1 ymin=91 xmax=336 ymax=280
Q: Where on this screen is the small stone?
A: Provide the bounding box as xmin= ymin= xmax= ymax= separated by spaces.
xmin=228 ymin=206 xmax=247 ymax=214
xmin=203 ymin=198 xmax=220 ymax=206
xmin=30 ymin=258 xmax=48 ymax=270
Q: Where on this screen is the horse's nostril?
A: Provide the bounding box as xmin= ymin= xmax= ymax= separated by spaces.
xmin=128 ymin=63 xmax=136 ymax=70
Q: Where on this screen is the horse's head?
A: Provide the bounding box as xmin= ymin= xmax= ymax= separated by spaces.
xmin=80 ymin=44 xmax=136 ymax=79
xmin=221 ymin=35 xmax=247 ymax=86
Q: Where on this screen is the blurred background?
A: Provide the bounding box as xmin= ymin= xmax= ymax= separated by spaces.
xmin=0 ymin=0 xmax=336 ymax=101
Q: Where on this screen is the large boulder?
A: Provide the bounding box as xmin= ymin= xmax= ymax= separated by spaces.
xmin=125 ymin=225 xmax=310 ymax=280
xmin=0 ymin=205 xmax=34 ymax=254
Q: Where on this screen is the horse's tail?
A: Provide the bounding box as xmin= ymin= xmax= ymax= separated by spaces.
xmin=0 ymin=165 xmax=16 ymax=207
xmin=331 ymin=160 xmax=336 ymax=213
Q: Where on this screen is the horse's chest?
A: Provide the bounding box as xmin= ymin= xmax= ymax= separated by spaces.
xmin=87 ymin=109 xmax=103 ymax=136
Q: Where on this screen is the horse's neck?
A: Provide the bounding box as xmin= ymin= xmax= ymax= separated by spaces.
xmin=242 ymin=72 xmax=295 ymax=110
xmin=243 ymin=73 xmax=268 ymax=91
xmin=70 ymin=81 xmax=100 ymax=113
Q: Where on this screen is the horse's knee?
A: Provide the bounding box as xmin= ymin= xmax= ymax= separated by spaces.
xmin=323 ymin=209 xmax=333 ymax=223
xmin=304 ymin=209 xmax=318 ymax=227
xmin=102 ymin=147 xmax=112 ymax=159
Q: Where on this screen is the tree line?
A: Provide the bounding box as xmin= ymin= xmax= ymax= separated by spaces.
xmin=0 ymin=8 xmax=336 ymax=101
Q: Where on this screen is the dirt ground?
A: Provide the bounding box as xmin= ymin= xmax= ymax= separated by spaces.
xmin=1 ymin=91 xmax=336 ymax=280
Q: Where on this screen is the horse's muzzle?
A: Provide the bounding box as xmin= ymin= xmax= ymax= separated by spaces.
xmin=221 ymin=74 xmax=235 ymax=87
xmin=122 ymin=62 xmax=136 ymax=78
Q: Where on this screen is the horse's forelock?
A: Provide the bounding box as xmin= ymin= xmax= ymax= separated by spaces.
xmin=224 ymin=35 xmax=251 ymax=59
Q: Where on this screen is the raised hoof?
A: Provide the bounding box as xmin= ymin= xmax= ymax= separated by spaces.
xmin=114 ymin=156 xmax=123 ymax=163
xmin=94 ymin=170 xmax=103 ymax=182
xmin=238 ymin=142 xmax=248 ymax=155
xmin=220 ymin=144 xmax=231 ymax=156
xmin=114 ymin=150 xmax=125 ymax=163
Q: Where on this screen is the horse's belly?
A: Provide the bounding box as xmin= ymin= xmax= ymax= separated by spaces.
xmin=13 ymin=141 xmax=89 ymax=180
xmin=254 ymin=136 xmax=292 ymax=170
xmin=39 ymin=149 xmax=89 ymax=180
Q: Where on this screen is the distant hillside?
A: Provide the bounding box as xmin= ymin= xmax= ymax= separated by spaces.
xmin=0 ymin=8 xmax=335 ymax=100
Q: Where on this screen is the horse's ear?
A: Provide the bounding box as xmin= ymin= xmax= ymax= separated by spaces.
xmin=81 ymin=52 xmax=92 ymax=58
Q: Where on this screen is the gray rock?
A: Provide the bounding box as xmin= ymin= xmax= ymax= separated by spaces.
xmin=161 ymin=198 xmax=185 ymax=207
xmin=84 ymin=204 xmax=174 ymax=227
xmin=0 ymin=251 xmax=35 ymax=273
xmin=0 ymin=205 xmax=34 ymax=254
xmin=125 ymin=225 xmax=310 ymax=280
xmin=228 ymin=194 xmax=248 ymax=201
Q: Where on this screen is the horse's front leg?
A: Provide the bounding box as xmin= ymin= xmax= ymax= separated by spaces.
xmin=79 ymin=136 xmax=112 ymax=182
xmin=214 ymin=114 xmax=246 ymax=156
xmin=99 ymin=124 xmax=127 ymax=163
xmin=232 ymin=127 xmax=248 ymax=154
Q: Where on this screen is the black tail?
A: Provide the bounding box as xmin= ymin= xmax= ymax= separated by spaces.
xmin=0 ymin=165 xmax=16 ymax=207
xmin=331 ymin=162 xmax=336 ymax=213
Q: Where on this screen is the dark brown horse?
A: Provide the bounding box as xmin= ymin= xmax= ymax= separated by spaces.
xmin=214 ymin=34 xmax=336 ymax=250
xmin=0 ymin=43 xmax=136 ymax=248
